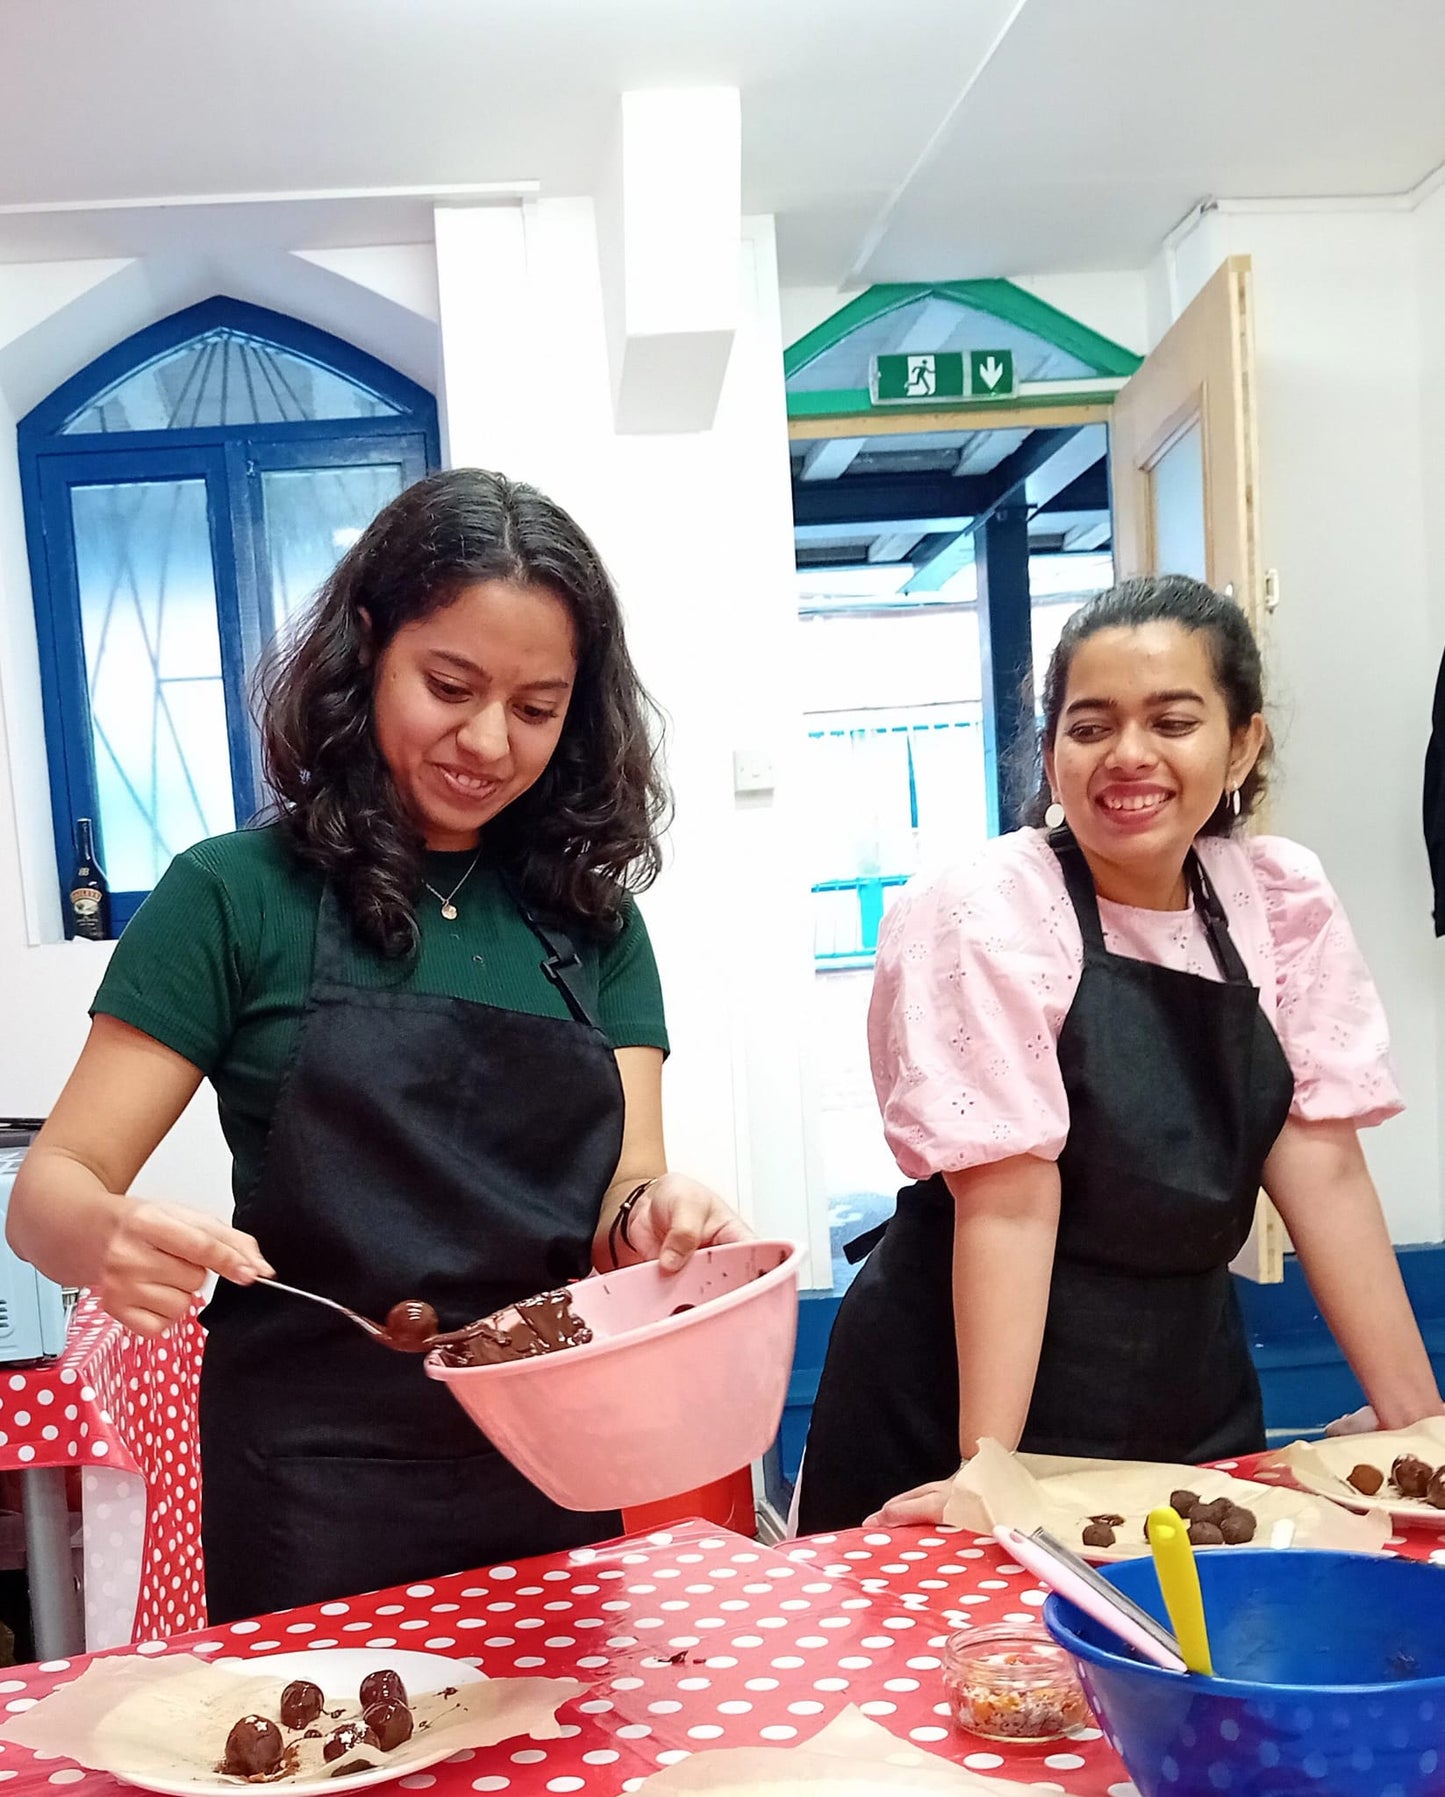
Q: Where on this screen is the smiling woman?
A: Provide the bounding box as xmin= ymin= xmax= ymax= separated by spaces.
xmin=797 ymin=574 xmax=1443 ymax=1534
xmin=7 ymin=467 xmax=752 ymax=1624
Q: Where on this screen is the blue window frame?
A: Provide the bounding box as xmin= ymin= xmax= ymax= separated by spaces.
xmin=19 ymin=297 xmax=439 ymax=930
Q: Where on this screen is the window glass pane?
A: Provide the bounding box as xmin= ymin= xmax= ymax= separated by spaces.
xmin=1151 ymin=419 xmax=1207 ymax=581
xmin=70 ymin=480 xmax=236 ymax=890
xmin=260 ymin=462 xmax=407 ymax=628
xmin=61 ymin=329 xmax=404 ymax=433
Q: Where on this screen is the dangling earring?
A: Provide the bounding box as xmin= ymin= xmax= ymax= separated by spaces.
xmin=1044 ymin=798 xmax=1066 ymax=829
xmin=1228 ymin=785 xmax=1241 ymax=819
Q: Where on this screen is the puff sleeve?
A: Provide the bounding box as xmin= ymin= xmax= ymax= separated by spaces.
xmin=1249 ymin=835 xmax=1403 ymax=1128
xmin=867 ymin=838 xmax=1080 ymax=1180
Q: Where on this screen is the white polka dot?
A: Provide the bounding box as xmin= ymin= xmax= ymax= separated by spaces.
xmin=545 ymin=1782 xmax=584 ymax=1793
xmin=47 ymin=1773 xmax=86 ymax=1786
xmin=814 ymin=1677 xmax=849 ymax=1692
xmin=688 ymin=1725 xmax=725 ymax=1740
xmin=510 ymin=1750 xmax=547 ymax=1765
xmin=964 ymin=1753 xmax=1005 ymax=1770
xmin=616 ymin=1724 xmax=653 ymax=1740
xmin=909 ymin=1726 xmax=948 ymax=1742
xmin=1045 ymin=1754 xmax=1087 ymax=1771
xmin=230 ymin=1620 xmax=260 ymax=1635
xmin=399 ymin=1780 xmax=436 ymax=1791
xmin=320 ymin=1601 xmax=350 ymax=1615
xmin=581 ymin=1752 xmax=620 ymax=1766
xmin=472 ymin=1781 xmax=510 ymax=1793
xmin=860 ymin=1701 xmax=896 ymax=1716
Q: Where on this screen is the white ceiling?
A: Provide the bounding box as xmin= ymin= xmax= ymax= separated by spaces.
xmin=2 ymin=0 xmax=1443 ymax=286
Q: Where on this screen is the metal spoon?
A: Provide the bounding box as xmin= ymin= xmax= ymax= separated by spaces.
xmin=255 ymin=1278 xmax=476 ymax=1354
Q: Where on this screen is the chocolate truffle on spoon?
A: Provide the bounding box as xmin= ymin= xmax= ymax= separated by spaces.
xmin=381 ymin=1301 xmax=439 ymax=1352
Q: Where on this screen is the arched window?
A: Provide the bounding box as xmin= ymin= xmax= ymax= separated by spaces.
xmin=20 ymin=296 xmax=440 ymax=929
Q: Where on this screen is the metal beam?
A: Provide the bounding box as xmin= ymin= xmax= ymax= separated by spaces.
xmin=977 ymin=504 xmax=1034 ymax=835
xmin=984 ymin=428 xmax=1081 ymax=509
xmin=1036 ymin=463 xmax=1109 ymax=514
xmin=1064 ymin=519 xmax=1112 ymax=551
xmin=1023 ymin=423 xmax=1107 ymax=509
xmin=790 ymin=470 xmax=991 ymax=527
xmin=905 ymin=529 xmax=975 ymax=594
xmin=799 ymin=438 xmax=865 ymax=481
xmin=793 ymin=517 xmax=971 ymax=546
xmin=867 ymin=532 xmax=924 ymax=564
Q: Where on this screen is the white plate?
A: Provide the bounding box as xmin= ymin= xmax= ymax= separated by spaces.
xmin=116 ymin=1649 xmax=486 ymax=1796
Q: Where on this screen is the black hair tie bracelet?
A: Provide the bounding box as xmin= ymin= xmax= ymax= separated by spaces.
xmin=607 ymin=1178 xmax=658 ymax=1270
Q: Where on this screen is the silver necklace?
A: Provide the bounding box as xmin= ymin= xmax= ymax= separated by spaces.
xmin=423 ymin=852 xmax=480 ymax=920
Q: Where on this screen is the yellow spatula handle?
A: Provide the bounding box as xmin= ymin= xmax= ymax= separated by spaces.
xmin=1147 ymin=1505 xmax=1214 ymax=1675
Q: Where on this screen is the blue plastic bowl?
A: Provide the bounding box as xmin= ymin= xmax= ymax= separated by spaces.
xmin=1045 ymin=1550 xmax=1445 ymax=1797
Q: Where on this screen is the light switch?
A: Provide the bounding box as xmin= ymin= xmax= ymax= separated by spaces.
xmin=733 ymin=750 xmax=775 ymax=796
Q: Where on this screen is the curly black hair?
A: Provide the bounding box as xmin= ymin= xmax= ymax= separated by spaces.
xmin=258 ymin=468 xmax=670 ymax=958
xmin=1020 ymin=574 xmax=1270 ymax=834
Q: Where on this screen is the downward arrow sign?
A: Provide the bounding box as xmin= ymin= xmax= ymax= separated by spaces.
xmin=978 ymin=355 xmax=1004 ymax=391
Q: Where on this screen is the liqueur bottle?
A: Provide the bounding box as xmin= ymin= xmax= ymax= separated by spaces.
xmin=68 ymin=818 xmax=110 ymax=941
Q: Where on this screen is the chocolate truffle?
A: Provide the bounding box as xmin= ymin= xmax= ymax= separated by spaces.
xmin=1190 ymin=1498 xmax=1231 ymax=1528
xmin=359 ymin=1668 xmax=407 ymax=1710
xmin=1348 ymin=1463 xmax=1385 ymax=1496
xmin=362 ymin=1698 xmax=414 ymax=1752
xmin=1187 ymin=1519 xmax=1224 ymax=1546
xmin=322 ymin=1721 xmax=380 ymax=1763
xmin=1427 ymin=1470 xmax=1445 ymax=1510
xmin=1219 ymin=1506 xmax=1257 ymax=1544
xmin=382 ymin=1301 xmax=438 ymax=1352
xmin=279 ymin=1679 xmax=324 ymax=1730
xmin=1169 ymin=1489 xmax=1201 ymax=1518
xmin=1393 ymin=1454 xmax=1433 ymax=1499
xmin=223 ymin=1715 xmax=284 ymax=1777
xmin=1081 ymin=1521 xmax=1116 ymax=1549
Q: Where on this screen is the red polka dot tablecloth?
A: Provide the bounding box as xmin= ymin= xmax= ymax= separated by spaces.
xmin=0 ymin=1462 xmax=1441 ymax=1793
xmin=0 ymin=1520 xmax=1142 ymax=1796
xmin=1 ymin=1296 xmax=206 ymax=1643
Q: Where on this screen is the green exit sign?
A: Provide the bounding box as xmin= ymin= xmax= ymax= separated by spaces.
xmin=871 ymin=348 xmax=1016 ymax=404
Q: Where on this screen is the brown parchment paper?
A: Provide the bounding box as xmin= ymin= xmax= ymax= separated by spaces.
xmin=0 ymin=1653 xmax=583 ymax=1786
xmin=1263 ymin=1416 xmax=1445 ymax=1529
xmin=628 ymin=1704 xmax=1084 ymax=1795
xmin=940 ymin=1437 xmax=1389 ymax=1559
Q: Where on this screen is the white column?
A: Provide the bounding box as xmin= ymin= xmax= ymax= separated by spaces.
xmin=594 ymin=89 xmax=741 ymax=435
xmin=433 ymin=204 xmax=540 ymax=479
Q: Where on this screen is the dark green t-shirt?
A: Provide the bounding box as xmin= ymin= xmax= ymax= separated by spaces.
xmin=93 ymin=825 xmax=668 ymax=1210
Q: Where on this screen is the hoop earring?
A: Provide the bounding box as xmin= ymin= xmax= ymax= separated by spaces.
xmin=1044 ymin=800 xmax=1066 ymax=829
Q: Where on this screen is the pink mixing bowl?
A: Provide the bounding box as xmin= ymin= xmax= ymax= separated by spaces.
xmin=424 ymin=1238 xmax=802 ymax=1510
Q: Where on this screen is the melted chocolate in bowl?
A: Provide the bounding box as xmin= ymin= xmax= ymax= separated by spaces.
xmin=434 ymin=1287 xmax=593 ymax=1366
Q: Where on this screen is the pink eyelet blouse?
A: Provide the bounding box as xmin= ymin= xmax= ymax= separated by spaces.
xmin=869 ymin=828 xmax=1403 ymax=1182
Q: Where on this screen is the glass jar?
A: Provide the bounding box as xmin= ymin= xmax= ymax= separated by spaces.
xmin=942 ymin=1620 xmax=1092 ymax=1743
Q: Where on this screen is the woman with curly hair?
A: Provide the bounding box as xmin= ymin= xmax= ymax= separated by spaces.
xmin=798 ymin=575 xmax=1440 ymax=1533
xmin=9 ymin=468 xmax=747 ymax=1621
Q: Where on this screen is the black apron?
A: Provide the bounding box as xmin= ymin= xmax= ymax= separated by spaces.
xmin=797 ymin=829 xmax=1295 ymax=1534
xmin=200 ymin=881 xmax=626 ymax=1623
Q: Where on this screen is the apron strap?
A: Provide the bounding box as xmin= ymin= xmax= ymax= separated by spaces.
xmin=1047 ymin=826 xmax=1107 ymax=952
xmin=504 ymin=879 xmax=606 ymax=1034
xmin=1186 ymin=852 xmax=1252 ymax=985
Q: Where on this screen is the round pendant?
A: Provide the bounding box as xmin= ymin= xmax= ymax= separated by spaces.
xmin=441 ymin=903 xmax=458 ymax=920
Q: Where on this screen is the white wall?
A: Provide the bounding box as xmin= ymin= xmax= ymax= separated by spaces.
xmin=1160 ymin=202 xmax=1442 ymax=1245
